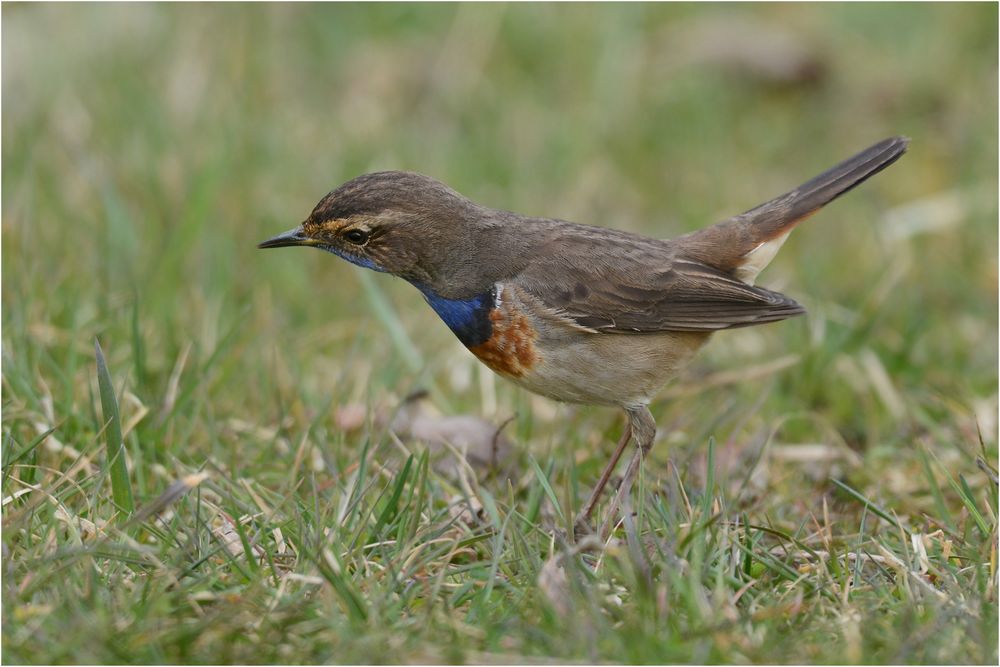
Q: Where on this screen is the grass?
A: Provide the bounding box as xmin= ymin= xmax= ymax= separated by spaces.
xmin=3 ymin=3 xmax=998 ymax=664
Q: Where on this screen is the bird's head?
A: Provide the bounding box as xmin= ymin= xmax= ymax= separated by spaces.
xmin=258 ymin=171 xmax=482 ymax=284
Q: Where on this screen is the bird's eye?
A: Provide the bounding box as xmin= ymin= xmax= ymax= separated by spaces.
xmin=343 ymin=229 xmax=370 ymax=245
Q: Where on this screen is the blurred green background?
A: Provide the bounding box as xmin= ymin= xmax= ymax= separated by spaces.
xmin=3 ymin=3 xmax=997 ymax=664
xmin=5 ymin=2 xmax=996 ymax=409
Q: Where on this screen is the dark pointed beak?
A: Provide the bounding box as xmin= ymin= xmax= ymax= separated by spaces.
xmin=257 ymin=226 xmax=317 ymax=249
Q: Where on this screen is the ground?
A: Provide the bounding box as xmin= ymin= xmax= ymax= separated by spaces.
xmin=3 ymin=4 xmax=997 ymax=664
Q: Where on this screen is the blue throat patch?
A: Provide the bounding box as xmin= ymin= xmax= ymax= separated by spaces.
xmin=415 ymin=285 xmax=494 ymax=347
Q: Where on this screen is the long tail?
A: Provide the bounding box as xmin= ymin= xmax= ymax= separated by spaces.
xmin=678 ymin=136 xmax=909 ymax=281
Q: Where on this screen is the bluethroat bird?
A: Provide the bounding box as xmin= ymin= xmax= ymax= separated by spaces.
xmin=259 ymin=136 xmax=909 ymax=531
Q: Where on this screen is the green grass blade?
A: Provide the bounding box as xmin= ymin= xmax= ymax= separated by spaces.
xmin=316 ymin=548 xmax=369 ymax=622
xmin=926 ymin=448 xmax=992 ymax=537
xmin=403 ymin=449 xmax=430 ymax=543
xmin=130 ymin=295 xmax=146 ymax=394
xmin=95 ymin=339 xmax=134 ymax=515
xmin=957 ymin=474 xmax=990 ymax=536
xmin=917 ymin=444 xmax=954 ymax=529
xmin=523 ymin=470 xmax=546 ymax=527
xmin=702 ymin=436 xmax=716 ymax=519
xmin=529 ymin=455 xmax=565 ymax=523
xmin=373 ymin=454 xmax=413 ymax=535
xmin=830 ymin=478 xmax=904 ymax=535
xmin=3 ymin=425 xmax=59 ymax=473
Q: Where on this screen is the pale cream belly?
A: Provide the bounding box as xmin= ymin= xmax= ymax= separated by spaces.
xmin=505 ymin=329 xmax=711 ymax=408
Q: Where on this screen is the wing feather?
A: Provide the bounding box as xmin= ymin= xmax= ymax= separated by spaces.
xmin=518 ymin=238 xmax=805 ymax=334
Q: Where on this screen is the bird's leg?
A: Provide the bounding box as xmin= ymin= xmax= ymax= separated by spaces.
xmin=575 ymin=418 xmax=633 ymax=531
xmin=601 ymin=406 xmax=656 ymax=538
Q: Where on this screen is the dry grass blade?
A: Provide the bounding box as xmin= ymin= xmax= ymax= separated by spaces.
xmin=128 ymin=472 xmax=209 ymax=525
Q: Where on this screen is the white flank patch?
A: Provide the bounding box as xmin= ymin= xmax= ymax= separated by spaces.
xmin=495 ymin=282 xmax=504 ymax=307
xmin=734 ymin=230 xmax=791 ymax=284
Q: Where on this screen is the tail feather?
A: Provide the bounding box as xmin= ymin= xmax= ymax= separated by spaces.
xmin=743 ymin=135 xmax=910 ymax=240
xmin=677 ymin=136 xmax=909 ymax=276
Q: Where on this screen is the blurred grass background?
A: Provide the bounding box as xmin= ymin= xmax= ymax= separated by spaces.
xmin=3 ymin=3 xmax=997 ymax=664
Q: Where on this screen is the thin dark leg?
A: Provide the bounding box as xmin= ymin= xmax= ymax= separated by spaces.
xmin=601 ymin=406 xmax=656 ymax=538
xmin=576 ymin=418 xmax=632 ymax=529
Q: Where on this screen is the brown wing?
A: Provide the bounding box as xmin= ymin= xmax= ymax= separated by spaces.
xmin=517 ymin=232 xmax=805 ymax=334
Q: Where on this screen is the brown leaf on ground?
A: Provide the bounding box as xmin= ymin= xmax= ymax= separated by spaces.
xmin=390 ymin=392 xmax=514 ymax=476
xmin=334 ymin=403 xmax=368 ymax=432
xmin=538 ymin=553 xmax=570 ymax=617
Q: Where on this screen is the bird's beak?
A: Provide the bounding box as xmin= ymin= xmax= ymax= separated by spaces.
xmin=257 ymin=226 xmax=318 ymax=249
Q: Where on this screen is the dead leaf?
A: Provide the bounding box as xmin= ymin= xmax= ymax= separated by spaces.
xmin=390 ymin=393 xmax=514 ymax=475
xmin=538 ymin=553 xmax=570 ymax=616
xmin=334 ymin=403 xmax=368 ymax=432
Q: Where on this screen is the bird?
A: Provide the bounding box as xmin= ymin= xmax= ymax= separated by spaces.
xmin=259 ymin=136 xmax=909 ymax=533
